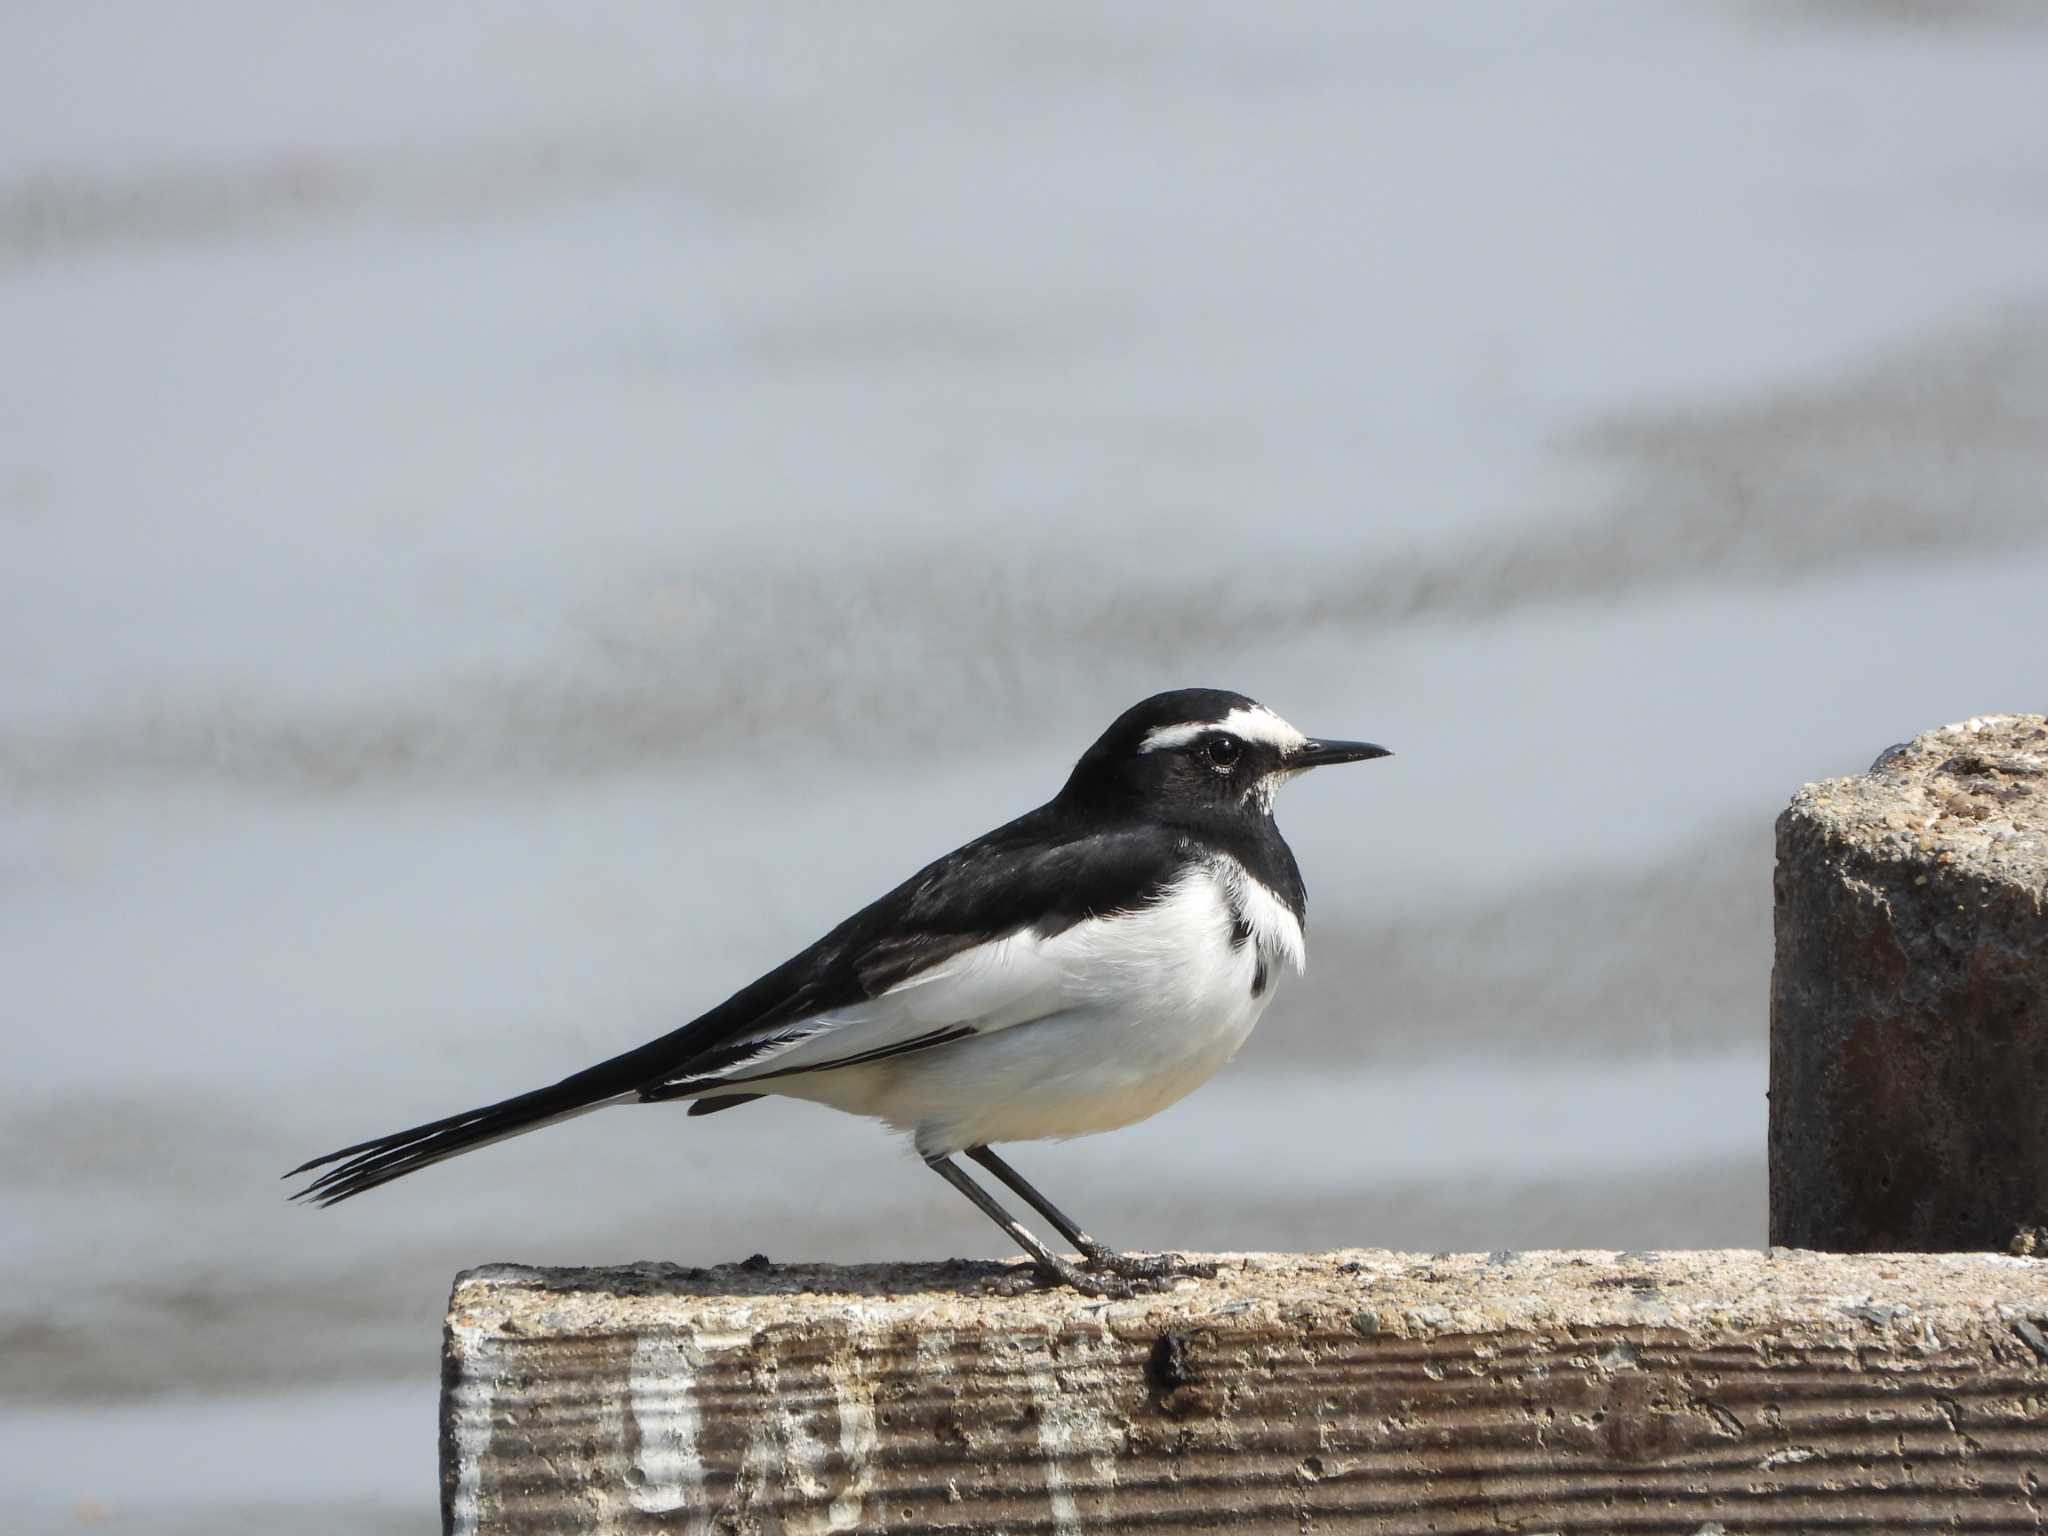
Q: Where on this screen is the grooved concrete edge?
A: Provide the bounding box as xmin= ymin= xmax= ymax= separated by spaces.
xmin=446 ymin=1247 xmax=2048 ymax=1343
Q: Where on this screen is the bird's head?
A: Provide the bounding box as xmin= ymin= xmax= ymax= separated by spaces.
xmin=1058 ymin=688 xmax=1389 ymax=822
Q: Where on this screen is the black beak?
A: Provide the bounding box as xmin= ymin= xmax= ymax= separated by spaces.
xmin=1293 ymin=738 xmax=1392 ymax=769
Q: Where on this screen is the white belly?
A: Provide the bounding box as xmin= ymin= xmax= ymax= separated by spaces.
xmin=773 ymin=858 xmax=1301 ymax=1158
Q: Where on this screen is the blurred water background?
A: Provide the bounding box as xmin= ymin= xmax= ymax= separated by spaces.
xmin=5 ymin=3 xmax=2047 ymax=1530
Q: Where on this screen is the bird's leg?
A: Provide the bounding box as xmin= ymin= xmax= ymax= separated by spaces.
xmin=963 ymin=1146 xmax=1093 ymax=1247
xmin=965 ymin=1146 xmax=1217 ymax=1282
xmin=924 ymin=1155 xmax=1160 ymax=1298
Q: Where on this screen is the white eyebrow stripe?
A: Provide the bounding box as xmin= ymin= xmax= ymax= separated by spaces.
xmin=1139 ymin=705 xmax=1309 ymax=755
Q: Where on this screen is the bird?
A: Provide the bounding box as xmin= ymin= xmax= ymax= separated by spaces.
xmin=288 ymin=688 xmax=1390 ymax=1295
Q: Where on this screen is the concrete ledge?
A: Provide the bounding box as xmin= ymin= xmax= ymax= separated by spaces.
xmin=443 ymin=1249 xmax=2048 ymax=1533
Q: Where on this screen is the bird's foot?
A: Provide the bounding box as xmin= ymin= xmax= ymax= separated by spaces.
xmin=1047 ymin=1252 xmax=1166 ymax=1297
xmin=987 ymin=1254 xmax=1167 ymax=1299
xmin=1081 ymin=1247 xmax=1219 ymax=1283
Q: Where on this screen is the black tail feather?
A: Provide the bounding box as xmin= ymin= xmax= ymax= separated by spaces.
xmin=287 ymin=1034 xmax=706 ymax=1205
xmin=288 ymin=1088 xmax=610 ymax=1206
xmin=289 ymin=957 xmax=822 ymax=1203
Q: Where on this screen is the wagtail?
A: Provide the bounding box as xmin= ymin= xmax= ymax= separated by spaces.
xmin=290 ymin=689 xmax=1389 ymax=1295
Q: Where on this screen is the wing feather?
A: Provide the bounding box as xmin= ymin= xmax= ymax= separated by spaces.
xmin=659 ymin=931 xmax=1068 ymax=1089
xmin=641 ymin=817 xmax=1187 ymax=1097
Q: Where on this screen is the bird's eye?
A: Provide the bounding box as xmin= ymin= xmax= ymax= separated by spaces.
xmin=1205 ymin=733 xmax=1242 ymax=769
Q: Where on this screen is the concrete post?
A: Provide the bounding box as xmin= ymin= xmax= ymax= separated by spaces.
xmin=1770 ymin=713 xmax=2048 ymax=1252
xmin=442 ymin=1250 xmax=2048 ymax=1534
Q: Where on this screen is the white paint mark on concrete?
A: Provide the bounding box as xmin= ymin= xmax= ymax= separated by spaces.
xmin=628 ymin=1333 xmax=707 ymax=1529
xmin=827 ymin=1345 xmax=879 ymax=1533
xmin=708 ymin=1343 xmax=782 ymax=1531
xmin=446 ymin=1327 xmax=497 ymax=1536
xmin=1023 ymin=1329 xmax=1127 ymax=1536
xmin=1024 ymin=1327 xmax=1138 ymax=1536
xmin=913 ymin=1327 xmax=955 ymax=1379
xmin=1072 ymin=1332 xmax=1125 ymax=1517
xmin=1025 ymin=1362 xmax=1081 ymax=1536
xmin=725 ymin=1418 xmax=778 ymax=1530
xmin=778 ymin=1394 xmax=832 ymax=1512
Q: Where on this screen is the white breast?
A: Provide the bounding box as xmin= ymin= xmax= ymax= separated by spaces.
xmin=770 ymin=856 xmax=1307 ymax=1157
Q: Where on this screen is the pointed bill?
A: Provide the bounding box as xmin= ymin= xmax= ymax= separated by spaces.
xmin=1291 ymin=738 xmax=1391 ymax=768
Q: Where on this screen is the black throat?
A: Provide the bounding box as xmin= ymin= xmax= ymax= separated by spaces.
xmin=1167 ymin=805 xmax=1308 ymax=925
xmin=1053 ymin=759 xmax=1309 ymax=925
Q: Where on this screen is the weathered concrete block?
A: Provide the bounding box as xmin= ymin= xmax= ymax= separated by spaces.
xmin=443 ymin=1249 xmax=2048 ymax=1534
xmin=1771 ymin=713 xmax=2048 ymax=1252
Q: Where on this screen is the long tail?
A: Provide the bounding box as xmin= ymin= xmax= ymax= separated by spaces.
xmin=286 ymin=1036 xmax=697 ymax=1206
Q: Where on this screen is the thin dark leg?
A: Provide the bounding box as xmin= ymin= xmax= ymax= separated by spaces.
xmin=924 ymin=1155 xmax=1152 ymax=1298
xmin=964 ymin=1146 xmax=1093 ymax=1248
xmin=964 ymin=1146 xmax=1218 ymax=1282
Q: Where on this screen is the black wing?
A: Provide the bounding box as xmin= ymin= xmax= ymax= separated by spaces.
xmin=287 ymin=805 xmax=1185 ymax=1203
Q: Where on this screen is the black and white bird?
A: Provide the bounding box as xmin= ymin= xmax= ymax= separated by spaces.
xmin=289 ymin=689 xmax=1389 ymax=1295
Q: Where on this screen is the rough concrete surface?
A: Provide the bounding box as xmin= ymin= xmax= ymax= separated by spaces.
xmin=443 ymin=1248 xmax=2048 ymax=1534
xmin=1772 ymin=714 xmax=2048 ymax=1252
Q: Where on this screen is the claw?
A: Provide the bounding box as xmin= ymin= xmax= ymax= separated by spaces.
xmin=1019 ymin=1254 xmax=1168 ymax=1298
xmin=1083 ymin=1248 xmax=1218 ymax=1283
xmin=1044 ymin=1257 xmax=1149 ymax=1298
